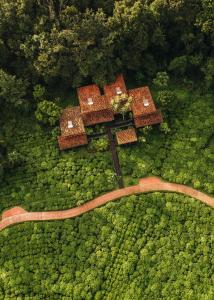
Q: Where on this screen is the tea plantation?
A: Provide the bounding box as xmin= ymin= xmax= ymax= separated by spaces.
xmin=0 ymin=86 xmax=213 ymax=299
xmin=0 ymin=193 xmax=213 ymax=299
xmin=0 ymin=87 xmax=213 ymax=215
xmin=1 ymin=0 xmax=214 ymax=297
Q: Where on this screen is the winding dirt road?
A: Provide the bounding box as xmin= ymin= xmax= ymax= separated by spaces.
xmin=0 ymin=177 xmax=213 ymax=231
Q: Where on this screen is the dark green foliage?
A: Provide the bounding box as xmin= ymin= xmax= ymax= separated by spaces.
xmin=168 ymin=56 xmax=188 ymax=77
xmin=1 ymin=0 xmax=212 ymax=92
xmin=33 ymin=84 xmax=46 ymax=102
xmin=7 ymin=150 xmax=24 ymax=169
xmin=35 ymin=100 xmax=61 ymax=126
xmin=88 ymin=137 xmax=109 ymax=152
xmin=153 ymin=72 xmax=169 ymax=89
xmin=0 ymin=69 xmax=28 ymax=109
xmin=0 ymin=193 xmax=213 ymax=299
xmin=202 ymin=58 xmax=214 ymax=90
xmin=0 ymin=115 xmax=116 ymax=212
xmin=156 ymin=90 xmax=177 ymax=113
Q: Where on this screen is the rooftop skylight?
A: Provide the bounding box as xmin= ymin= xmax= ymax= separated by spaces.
xmin=87 ymin=97 xmax=93 ymax=105
xmin=68 ymin=120 xmax=74 ymax=128
xmin=143 ymin=99 xmax=149 ymax=107
xmin=116 ymin=87 xmax=122 ymax=95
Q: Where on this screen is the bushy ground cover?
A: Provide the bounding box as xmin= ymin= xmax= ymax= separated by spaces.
xmin=0 ymin=85 xmax=213 ymax=299
xmin=119 ymin=88 xmax=214 ymax=193
xmin=0 ymin=86 xmax=213 ymax=215
xmin=0 ymin=116 xmax=116 ymax=213
xmin=0 ymin=193 xmax=213 ymax=299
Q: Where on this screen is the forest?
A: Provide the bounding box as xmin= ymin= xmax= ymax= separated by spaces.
xmin=0 ymin=0 xmax=213 ymax=299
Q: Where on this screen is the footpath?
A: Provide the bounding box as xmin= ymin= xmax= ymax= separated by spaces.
xmin=0 ymin=177 xmax=213 ymax=231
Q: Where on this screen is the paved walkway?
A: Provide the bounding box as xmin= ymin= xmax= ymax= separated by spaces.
xmin=0 ymin=177 xmax=213 ymax=231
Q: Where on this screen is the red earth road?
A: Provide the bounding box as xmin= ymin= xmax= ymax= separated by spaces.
xmin=0 ymin=177 xmax=213 ymax=231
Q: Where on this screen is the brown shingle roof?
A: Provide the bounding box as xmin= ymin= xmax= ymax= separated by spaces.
xmin=77 ymin=84 xmax=101 ymax=108
xmin=116 ymin=127 xmax=137 ymax=145
xmin=129 ymin=87 xmax=157 ymax=117
xmin=104 ymin=74 xmax=127 ymax=102
xmin=80 ymin=95 xmax=111 ymax=113
xmin=58 ymin=134 xmax=88 ymax=150
xmin=60 ymin=106 xmax=86 ymax=136
xmin=82 ymin=109 xmax=114 ymax=126
xmin=134 ymin=110 xmax=163 ymax=128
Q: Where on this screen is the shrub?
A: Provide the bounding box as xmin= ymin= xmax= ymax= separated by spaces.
xmin=33 ymin=84 xmax=46 ymax=102
xmin=88 ymin=138 xmax=109 ymax=152
xmin=0 ymin=69 xmax=28 ymax=109
xmin=7 ymin=150 xmax=24 ymax=169
xmin=111 ymin=93 xmax=133 ymax=119
xmin=35 ymin=100 xmax=61 ymax=126
xmin=160 ymin=122 xmax=171 ymax=134
xmin=153 ymin=72 xmax=169 ymax=89
xmin=202 ymin=58 xmax=214 ymax=90
xmin=156 ymin=90 xmax=177 ymax=111
xmin=168 ymin=56 xmax=188 ymax=76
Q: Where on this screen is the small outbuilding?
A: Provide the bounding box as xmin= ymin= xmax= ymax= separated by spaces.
xmin=116 ymin=127 xmax=137 ymax=145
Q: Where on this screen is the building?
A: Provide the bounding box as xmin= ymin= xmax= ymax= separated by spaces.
xmin=58 ymin=106 xmax=88 ymax=150
xmin=129 ymin=86 xmax=163 ymax=128
xmin=58 ymin=74 xmax=163 ymax=150
xmin=116 ymin=127 xmax=137 ymax=145
xmin=77 ymin=84 xmax=114 ymax=126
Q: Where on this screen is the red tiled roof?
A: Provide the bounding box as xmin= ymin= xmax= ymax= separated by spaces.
xmin=77 ymin=84 xmax=101 ymax=108
xmin=129 ymin=87 xmax=157 ymax=117
xmin=60 ymin=106 xmax=86 ymax=136
xmin=58 ymin=134 xmax=88 ymax=150
xmin=80 ymin=95 xmax=111 ymax=113
xmin=134 ymin=110 xmax=163 ymax=128
xmin=116 ymin=127 xmax=137 ymax=145
xmin=104 ymin=74 xmax=127 ymax=102
xmin=83 ymin=110 xmax=114 ymax=126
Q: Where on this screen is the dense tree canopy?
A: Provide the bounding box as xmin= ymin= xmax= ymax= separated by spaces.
xmin=0 ymin=0 xmax=213 ymax=100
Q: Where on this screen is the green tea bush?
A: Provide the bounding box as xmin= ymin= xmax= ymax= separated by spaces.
xmin=0 ymin=193 xmax=213 ymax=299
xmin=0 ymin=114 xmax=116 ymax=213
xmin=88 ymin=137 xmax=109 ymax=152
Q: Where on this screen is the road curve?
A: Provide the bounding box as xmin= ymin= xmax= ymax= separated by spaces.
xmin=0 ymin=177 xmax=213 ymax=231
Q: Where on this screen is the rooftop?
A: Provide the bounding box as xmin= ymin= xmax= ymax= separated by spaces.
xmin=77 ymin=84 xmax=102 ymax=112
xmin=60 ymin=106 xmax=86 ymax=136
xmin=79 ymin=95 xmax=111 ymax=114
xmin=129 ymin=87 xmax=157 ymax=117
xmin=104 ymin=74 xmax=127 ymax=102
xmin=116 ymin=127 xmax=137 ymax=145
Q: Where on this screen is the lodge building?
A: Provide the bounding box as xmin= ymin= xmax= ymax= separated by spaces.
xmin=58 ymin=75 xmax=163 ymax=150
